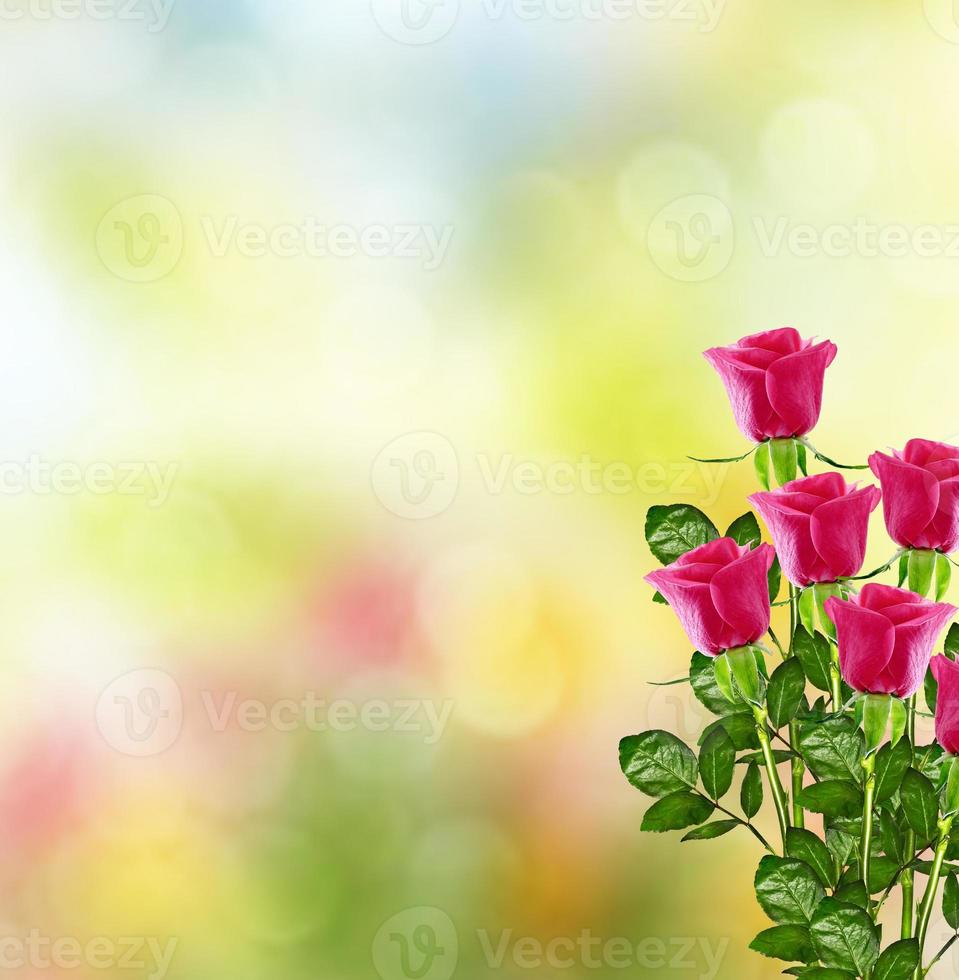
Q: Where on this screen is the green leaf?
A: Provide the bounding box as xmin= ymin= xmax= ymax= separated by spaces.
xmin=787 ymin=828 xmax=838 ymax=889
xmin=689 ymin=651 xmax=731 ymax=715
xmin=681 ymin=819 xmax=739 ymax=841
xmin=645 ymin=504 xmax=719 ymax=565
xmin=749 ymin=924 xmax=816 ymax=963
xmin=767 ymin=658 xmax=806 ymax=729
xmin=867 ymin=856 xmax=900 ymax=894
xmin=872 ymin=938 xmax=920 ymax=980
xmin=726 ymin=512 xmax=762 ymax=547
xmin=915 ymin=742 xmax=945 ymax=782
xmin=944 ymin=873 xmax=959 ymax=930
xmin=769 ymin=554 xmax=782 ymax=602
xmin=809 ymin=897 xmax=879 ymax=975
xmin=796 ymin=971 xmax=855 ymax=980
xmin=737 ymin=749 xmax=796 ymax=765
xmin=926 ymin=664 xmax=939 ymax=715
xmin=874 ymin=738 xmax=913 ymax=803
xmin=879 ymin=811 xmax=905 ymax=864
xmin=741 ymin=762 xmax=763 ymax=819
xmin=700 ymin=712 xmax=759 ymax=751
xmin=946 ymin=623 xmax=959 ymax=658
xmin=619 ymin=731 xmax=698 ymax=797
xmin=798 ymin=718 xmax=865 ymax=783
xmin=796 ymin=781 xmax=864 ymax=818
xmin=826 ymin=828 xmax=858 ymax=868
xmin=641 ymin=791 xmax=714 ymax=832
xmin=754 ymin=856 xmax=826 ymax=925
xmin=793 ymin=626 xmax=832 ymax=692
xmin=699 ymin=726 xmax=735 ymax=800
xmin=793 ymin=971 xmax=855 ymax=980
xmin=899 ymin=767 xmax=939 ymax=841
xmin=833 ymin=880 xmax=868 ymax=910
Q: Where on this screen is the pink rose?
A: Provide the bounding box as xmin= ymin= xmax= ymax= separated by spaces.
xmin=931 ymin=655 xmax=959 ymax=755
xmin=645 ymin=538 xmax=776 ymax=656
xmin=749 ymin=472 xmax=881 ymax=587
xmin=703 ymin=328 xmax=838 ymax=443
xmin=868 ymin=439 xmax=959 ymax=554
xmin=824 ymin=584 xmax=956 ymax=698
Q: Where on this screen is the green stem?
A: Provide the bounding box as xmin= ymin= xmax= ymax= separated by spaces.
xmin=787 ymin=584 xmax=805 ymax=829
xmin=828 ymin=640 xmax=843 ymax=710
xmin=861 ymin=754 xmax=877 ymax=918
xmin=902 ymin=695 xmax=917 ymax=940
xmin=915 ymin=815 xmax=955 ymax=974
xmin=751 ymin=704 xmax=790 ymax=851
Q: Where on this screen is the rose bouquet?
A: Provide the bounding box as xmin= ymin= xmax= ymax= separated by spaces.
xmin=621 ymin=328 xmax=959 ymax=979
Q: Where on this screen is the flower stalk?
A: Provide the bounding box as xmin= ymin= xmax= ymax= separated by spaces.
xmin=752 ymin=703 xmax=791 ymax=850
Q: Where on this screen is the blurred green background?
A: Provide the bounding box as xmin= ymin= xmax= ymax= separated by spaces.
xmin=2 ymin=0 xmax=959 ymax=977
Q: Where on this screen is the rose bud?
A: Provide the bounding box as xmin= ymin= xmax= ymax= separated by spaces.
xmin=824 ymin=584 xmax=956 ymax=698
xmin=645 ymin=538 xmax=776 ymax=656
xmin=931 ymin=655 xmax=959 ymax=755
xmin=749 ymin=472 xmax=881 ymax=587
xmin=703 ymin=327 xmax=837 ymax=443
xmin=868 ymin=439 xmax=959 ymax=554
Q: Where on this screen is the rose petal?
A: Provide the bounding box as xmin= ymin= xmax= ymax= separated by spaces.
xmin=703 ymin=348 xmax=782 ymax=442
xmin=739 ymin=327 xmax=802 ymax=355
xmin=825 ymin=595 xmax=896 ymax=694
xmin=764 ymin=339 xmax=837 ymax=437
xmin=809 ymin=484 xmax=880 ymax=580
xmin=708 ymin=543 xmax=774 ymax=647
xmin=869 ymin=451 xmax=940 ymax=550
xmin=750 ymin=491 xmax=827 ymax=586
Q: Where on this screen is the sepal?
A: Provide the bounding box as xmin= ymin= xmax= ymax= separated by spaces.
xmin=726 ymin=645 xmax=766 ymax=706
xmin=943 ymin=756 xmax=959 ymax=817
xmin=936 ymin=552 xmax=952 ymax=601
xmin=858 ymin=693 xmax=892 ymax=757
xmin=770 ymin=438 xmax=798 ymax=486
xmin=754 ymin=441 xmax=771 ymax=490
xmin=907 ymin=548 xmax=936 ymax=598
